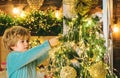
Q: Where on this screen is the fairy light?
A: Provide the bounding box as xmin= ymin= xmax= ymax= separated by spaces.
xmin=87 ymin=19 xmax=92 ymax=25
xmin=55 ymin=10 xmax=62 ymax=19
xmin=55 ymin=10 xmax=60 ymax=18
xmin=85 ymin=18 xmax=92 ymax=27
xmin=113 ymin=24 xmax=119 ymax=33
xmin=20 ymin=11 xmax=26 ymax=18
xmin=13 ymin=7 xmax=20 ymax=15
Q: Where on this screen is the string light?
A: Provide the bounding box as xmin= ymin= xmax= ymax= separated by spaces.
xmin=113 ymin=24 xmax=119 ymax=33
xmin=55 ymin=10 xmax=62 ymax=19
xmin=55 ymin=10 xmax=59 ymax=18
xmin=13 ymin=7 xmax=20 ymax=15
xmin=20 ymin=11 xmax=26 ymax=18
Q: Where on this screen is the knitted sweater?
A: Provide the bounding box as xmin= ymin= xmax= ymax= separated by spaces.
xmin=7 ymin=40 xmax=51 ymax=78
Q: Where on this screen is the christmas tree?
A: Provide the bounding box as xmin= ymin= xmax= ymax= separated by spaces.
xmin=47 ymin=0 xmax=117 ymax=78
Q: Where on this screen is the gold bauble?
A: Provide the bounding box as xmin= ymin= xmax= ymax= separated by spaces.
xmin=60 ymin=66 xmax=77 ymax=78
xmin=76 ymin=2 xmax=91 ymax=16
xmin=88 ymin=61 xmax=107 ymax=78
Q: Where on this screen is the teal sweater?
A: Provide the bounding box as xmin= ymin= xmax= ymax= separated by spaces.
xmin=7 ymin=40 xmax=51 ymax=78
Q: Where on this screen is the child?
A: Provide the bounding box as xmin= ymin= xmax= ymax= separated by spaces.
xmin=2 ymin=26 xmax=59 ymax=78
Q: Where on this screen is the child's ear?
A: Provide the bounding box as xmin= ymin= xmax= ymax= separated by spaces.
xmin=10 ymin=46 xmax=16 ymax=50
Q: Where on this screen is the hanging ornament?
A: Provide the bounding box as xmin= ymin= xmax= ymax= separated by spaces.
xmin=27 ymin=0 xmax=44 ymax=10
xmin=63 ymin=0 xmax=77 ymax=18
xmin=75 ymin=0 xmax=98 ymax=16
xmin=60 ymin=66 xmax=77 ymax=78
xmin=88 ymin=61 xmax=107 ymax=78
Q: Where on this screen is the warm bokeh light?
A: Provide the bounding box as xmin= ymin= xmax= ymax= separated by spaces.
xmin=87 ymin=19 xmax=92 ymax=26
xmin=13 ymin=7 xmax=20 ymax=15
xmin=55 ymin=10 xmax=62 ymax=19
xmin=112 ymin=24 xmax=119 ymax=33
xmin=112 ymin=24 xmax=120 ymax=40
xmin=20 ymin=11 xmax=26 ymax=18
xmin=84 ymin=18 xmax=92 ymax=27
xmin=55 ymin=10 xmax=60 ymax=18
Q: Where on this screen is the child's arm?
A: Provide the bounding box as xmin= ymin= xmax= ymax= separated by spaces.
xmin=35 ymin=37 xmax=60 ymax=65
xmin=7 ymin=37 xmax=59 ymax=75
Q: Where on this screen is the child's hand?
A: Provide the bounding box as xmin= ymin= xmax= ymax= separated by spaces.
xmin=48 ymin=36 xmax=60 ymax=47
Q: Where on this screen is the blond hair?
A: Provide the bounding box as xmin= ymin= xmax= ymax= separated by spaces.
xmin=2 ymin=26 xmax=31 ymax=51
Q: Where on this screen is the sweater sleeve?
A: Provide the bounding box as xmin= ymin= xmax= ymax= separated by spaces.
xmin=7 ymin=40 xmax=51 ymax=77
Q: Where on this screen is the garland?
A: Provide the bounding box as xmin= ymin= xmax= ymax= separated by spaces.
xmin=0 ymin=10 xmax=63 ymax=36
xmin=0 ymin=13 xmax=13 ymax=35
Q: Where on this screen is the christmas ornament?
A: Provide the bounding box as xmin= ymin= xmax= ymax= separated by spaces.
xmin=88 ymin=61 xmax=107 ymax=78
xmin=60 ymin=66 xmax=77 ymax=78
